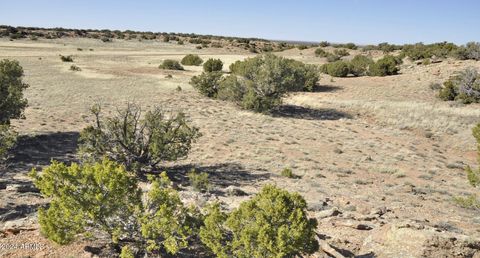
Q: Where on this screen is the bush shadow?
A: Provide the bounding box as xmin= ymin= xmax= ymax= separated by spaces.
xmin=160 ymin=163 xmax=270 ymax=193
xmin=4 ymin=131 xmax=79 ymax=175
xmin=271 ymin=104 xmax=352 ymax=120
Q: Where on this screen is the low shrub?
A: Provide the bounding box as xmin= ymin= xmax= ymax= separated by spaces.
xmin=321 ymin=61 xmax=350 ymax=77
xmin=159 ymin=59 xmax=184 ymax=70
xmin=350 ymin=55 xmax=374 ymax=76
xmin=200 ymin=185 xmax=319 ymax=257
xmin=189 ymin=71 xmax=224 ymax=98
xmin=203 ymin=58 xmax=223 ymax=72
xmin=78 ymin=103 xmax=201 ymax=172
xmin=181 ymin=54 xmax=203 ymax=66
xmin=455 ymin=124 xmax=480 ymax=209
xmin=187 ymin=169 xmax=210 ymax=192
xmin=69 ymin=65 xmax=81 ymax=71
xmin=314 ymin=48 xmax=328 ymax=57
xmin=0 ymin=125 xmax=17 ymax=163
xmin=368 ymin=55 xmax=401 ymax=76
xmin=333 ymin=48 xmax=350 ymax=57
xmin=326 ymin=54 xmax=341 ymax=63
xmin=30 ymin=159 xmax=201 ymax=255
xmin=401 ymin=42 xmax=458 ymax=61
xmin=454 ymin=42 xmax=480 ymax=61
xmin=60 ymin=55 xmax=73 ymax=62
xmin=438 ymin=68 xmax=480 ymax=103
xmin=281 ymin=167 xmax=295 ymax=178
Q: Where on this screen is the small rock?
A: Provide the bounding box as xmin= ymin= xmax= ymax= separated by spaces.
xmin=5 ymin=184 xmax=39 ymax=193
xmin=316 ymin=207 xmax=341 ymax=219
xmin=225 ymin=186 xmax=247 ymax=196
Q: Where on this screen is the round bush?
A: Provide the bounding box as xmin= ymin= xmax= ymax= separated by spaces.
xmin=181 ymin=54 xmax=203 ymax=66
xmin=322 ymin=61 xmax=350 ymax=77
xmin=368 ymin=55 xmax=400 ymax=76
xmin=200 ymin=185 xmax=318 ymax=257
xmin=203 ymin=58 xmax=223 ymax=72
xmin=350 ymin=55 xmax=374 ymax=76
xmin=159 ymin=59 xmax=184 ymax=70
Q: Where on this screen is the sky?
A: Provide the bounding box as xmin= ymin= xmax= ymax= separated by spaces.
xmin=1 ymin=0 xmax=479 ymax=45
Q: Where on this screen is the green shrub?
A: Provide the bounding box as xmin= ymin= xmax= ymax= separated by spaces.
xmin=200 ymin=185 xmax=319 ymax=257
xmin=69 ymin=65 xmax=81 ymax=71
xmin=454 ymin=42 xmax=480 ymax=61
xmin=181 ymin=54 xmax=203 ymax=66
xmin=159 ymin=59 xmax=184 ymax=70
xmin=350 ymin=55 xmax=374 ymax=76
xmin=281 ymin=167 xmax=295 ymax=178
xmin=78 ymin=103 xmax=200 ymax=172
xmin=0 ymin=125 xmax=17 ymax=163
xmin=230 ymin=54 xmax=319 ymax=92
xmin=368 ymin=55 xmax=401 ymax=76
xmin=321 ymin=61 xmax=350 ymax=77
xmin=187 ymin=169 xmax=211 ymax=192
xmin=326 ymin=54 xmax=340 ymax=63
xmin=203 ymin=58 xmax=223 ymax=72
xmin=0 ymin=59 xmax=27 ymax=163
xmin=0 ymin=59 xmax=29 ymax=124
xmin=60 ymin=55 xmax=73 ymax=62
xmin=190 ymin=71 xmax=224 ymax=98
xmin=333 ymin=48 xmax=350 ymax=57
xmin=198 ymin=54 xmax=318 ymax=113
xmin=438 ymin=68 xmax=480 ymax=103
xmin=29 ymin=158 xmax=142 ymax=245
xmin=454 ymin=124 xmax=480 ymax=209
xmin=401 ymin=42 xmax=458 ymax=61
xmin=314 ymin=48 xmax=328 ymax=57
xmin=30 ymin=159 xmax=201 ymax=255
xmin=217 ymin=74 xmax=247 ymax=103
xmin=297 ymin=45 xmax=308 ymax=50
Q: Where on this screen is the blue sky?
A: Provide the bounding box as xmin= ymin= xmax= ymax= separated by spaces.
xmin=1 ymin=0 xmax=479 ymax=44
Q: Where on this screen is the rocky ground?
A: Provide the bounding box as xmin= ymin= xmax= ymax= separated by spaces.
xmin=0 ymin=38 xmax=479 ymax=257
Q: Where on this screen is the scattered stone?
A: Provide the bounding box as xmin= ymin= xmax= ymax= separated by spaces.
xmin=5 ymin=184 xmax=39 ymax=193
xmin=316 ymin=207 xmax=341 ymax=219
xmin=225 ymin=186 xmax=247 ymax=196
xmin=336 ymin=220 xmax=374 ymax=230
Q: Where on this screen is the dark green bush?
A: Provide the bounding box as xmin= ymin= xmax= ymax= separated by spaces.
xmin=189 ymin=71 xmax=224 ymax=98
xmin=0 ymin=125 xmax=17 ymax=163
xmin=200 ymin=185 xmax=319 ymax=257
xmin=454 ymin=42 xmax=480 ymax=61
xmin=196 ymin=54 xmax=319 ymax=113
xmin=333 ymin=48 xmax=350 ymax=57
xmin=314 ymin=48 xmax=328 ymax=57
xmin=401 ymin=42 xmax=458 ymax=61
xmin=159 ymin=59 xmax=184 ymax=70
xmin=78 ymin=103 xmax=201 ymax=172
xmin=0 ymin=59 xmax=29 ymax=124
xmin=60 ymin=55 xmax=73 ymax=62
xmin=203 ymin=58 xmax=223 ymax=72
xmin=326 ymin=54 xmax=341 ymax=63
xmin=181 ymin=54 xmax=203 ymax=66
xmin=368 ymin=55 xmax=401 ymax=76
xmin=350 ymin=55 xmax=374 ymax=76
xmin=321 ymin=61 xmax=350 ymax=77
xmin=69 ymin=65 xmax=81 ymax=71
xmin=438 ymin=68 xmax=480 ymax=103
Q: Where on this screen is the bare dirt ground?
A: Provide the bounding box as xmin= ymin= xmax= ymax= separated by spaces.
xmin=1 ymin=38 xmax=479 ymax=257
